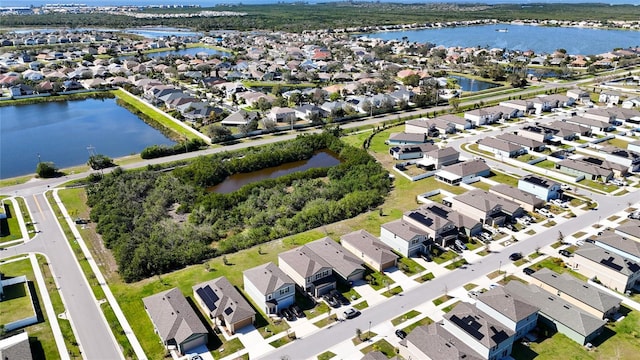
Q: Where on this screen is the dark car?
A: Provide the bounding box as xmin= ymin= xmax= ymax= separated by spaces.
xmin=291 ymin=304 xmax=305 ymax=318
xmin=395 ymin=329 xmax=407 ymax=339
xmin=419 ymin=252 xmax=432 ymax=262
xmin=330 ymin=290 xmax=350 ymax=306
xmin=522 ymin=267 xmax=536 ymax=276
xmin=323 ymin=293 xmax=340 ymax=308
xmin=281 ymin=308 xmax=295 ymax=321
xmin=509 ymin=252 xmax=523 ymax=261
xmin=559 ymin=249 xmax=572 ymax=257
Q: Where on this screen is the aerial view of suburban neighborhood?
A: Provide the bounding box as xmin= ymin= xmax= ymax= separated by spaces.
xmin=1 ymin=1 xmax=640 ymax=359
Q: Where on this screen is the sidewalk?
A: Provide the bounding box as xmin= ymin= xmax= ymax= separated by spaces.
xmin=52 ymin=189 xmax=146 ymax=360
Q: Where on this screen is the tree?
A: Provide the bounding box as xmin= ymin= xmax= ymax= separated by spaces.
xmin=402 ymin=74 xmax=421 ymax=87
xmin=239 ymin=119 xmax=259 ymax=136
xmin=262 ymin=119 xmax=277 ymax=132
xmin=356 ymin=328 xmax=362 ymax=341
xmin=204 ymin=124 xmax=233 ymax=143
xmin=88 ymin=154 xmax=114 ymax=170
xmin=448 ymin=97 xmax=461 ymax=111
xmin=36 ymin=161 xmax=57 ymax=178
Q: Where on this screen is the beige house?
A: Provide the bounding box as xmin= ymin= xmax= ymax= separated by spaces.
xmin=340 ymin=229 xmax=398 ymax=272
xmin=530 ymin=268 xmax=620 ymax=319
xmin=569 ymin=243 xmax=640 ymax=292
xmin=192 ymin=277 xmax=255 ymax=335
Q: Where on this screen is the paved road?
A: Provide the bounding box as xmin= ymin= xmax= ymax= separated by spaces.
xmin=0 ymin=194 xmax=123 ymax=360
xmin=258 ymin=188 xmax=640 ymax=360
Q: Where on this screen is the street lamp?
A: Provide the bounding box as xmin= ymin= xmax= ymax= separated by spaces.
xmin=37 ymin=152 xmax=41 ymax=164
xmin=499 ymin=260 xmax=502 ymax=274
xmin=368 ymin=321 xmax=371 ymax=341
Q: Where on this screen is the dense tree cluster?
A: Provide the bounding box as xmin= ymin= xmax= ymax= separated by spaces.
xmin=140 ymin=138 xmax=208 ymax=159
xmin=87 ymin=133 xmax=391 ymax=282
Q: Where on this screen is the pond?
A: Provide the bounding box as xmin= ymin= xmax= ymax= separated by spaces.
xmin=209 ymin=150 xmax=342 ymax=194
xmin=449 ymin=75 xmax=499 ymax=92
xmin=0 ymin=98 xmax=174 ymax=179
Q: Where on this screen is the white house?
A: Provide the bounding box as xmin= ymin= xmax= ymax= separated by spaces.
xmin=243 ymin=262 xmax=296 ymax=315
xmin=476 ymin=286 xmax=539 ymax=340
xmin=517 ymin=175 xmax=561 ymax=201
xmin=379 ymin=219 xmax=428 ymax=257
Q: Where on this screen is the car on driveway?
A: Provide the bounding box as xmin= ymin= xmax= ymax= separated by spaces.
xmin=559 ymin=249 xmax=572 ymax=257
xmin=523 ymin=267 xmax=536 ymax=276
xmin=509 ymin=252 xmax=523 ymax=261
xmin=291 ymin=304 xmax=305 ymax=318
xmin=330 ymin=289 xmax=350 ymax=306
xmin=281 ymin=308 xmax=296 ymax=321
xmin=343 ymin=308 xmax=360 ymax=319
xmin=395 ymin=329 xmax=407 ymax=339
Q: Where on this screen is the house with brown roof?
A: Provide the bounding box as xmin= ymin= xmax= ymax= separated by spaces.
xmin=489 ymin=184 xmax=545 ymax=212
xmin=476 ymin=286 xmax=539 ymax=340
xmin=340 ymin=230 xmax=398 ymax=272
xmin=401 ymin=322 xmax=484 ymax=360
xmin=451 ymin=189 xmax=524 ymax=227
xmin=416 ymin=146 xmax=460 ymax=170
xmin=530 ymin=268 xmax=621 ymax=320
xmin=142 ymin=288 xmax=208 ymax=355
xmin=478 ymin=137 xmax=526 ymax=158
xmin=243 ymin=262 xmax=295 ymax=316
xmin=555 ymin=158 xmax=614 ymax=182
xmin=193 ymin=277 xmax=255 ymax=335
xmin=379 ymin=219 xmax=429 ymax=258
xmin=496 ymin=133 xmax=545 ymax=152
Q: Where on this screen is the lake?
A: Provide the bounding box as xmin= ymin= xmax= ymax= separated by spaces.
xmin=359 ymin=24 xmax=640 ymax=54
xmin=145 ymin=46 xmax=231 ymax=59
xmin=209 ymin=150 xmax=342 ymax=194
xmin=0 ymin=98 xmax=174 ymax=179
xmin=449 ymin=75 xmax=499 ymax=92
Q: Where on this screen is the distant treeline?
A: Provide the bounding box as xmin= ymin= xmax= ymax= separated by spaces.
xmin=2 ymin=3 xmax=638 ymax=33
xmin=140 ymin=138 xmax=208 ymax=159
xmin=87 ymin=132 xmax=391 ymax=282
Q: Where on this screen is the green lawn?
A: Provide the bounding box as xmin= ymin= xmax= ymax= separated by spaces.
xmin=354 ymin=300 xmax=369 ymax=310
xmin=445 ymin=258 xmax=468 ymax=270
xmin=472 ymin=181 xmax=492 ymax=191
xmin=403 ymin=317 xmax=433 ymax=333
xmin=573 ymin=231 xmax=587 ymax=238
xmin=464 ymin=283 xmax=478 ymax=291
xmin=391 ymin=310 xmax=421 ymax=326
xmin=269 ymin=332 xmax=296 ymax=348
xmin=531 ymin=257 xmax=588 ymax=281
xmin=487 ymin=270 xmax=506 ymax=279
xmin=442 ymin=301 xmax=460 ymax=313
xmin=433 ymin=295 xmax=453 ymax=306
xmin=580 ymin=179 xmax=617 ymax=193
xmin=397 ymin=256 xmax=425 ymax=275
xmin=365 ymin=268 xmax=396 ymax=291
xmin=382 ymin=286 xmax=403 ymax=297
xmin=0 ymin=201 xmax=23 ymax=242
xmin=0 ymin=256 xmax=62 ymax=360
xmin=313 ymin=314 xmax=338 ymax=328
xmin=603 ymin=138 xmax=628 ymax=149
xmin=0 ymin=283 xmax=34 ymax=326
xmin=360 ymin=339 xmax=397 ymax=358
xmin=431 ymin=248 xmax=459 ymax=264
xmin=535 ymin=160 xmax=557 ymax=170
xmin=415 ymin=272 xmax=435 ymax=283
xmin=317 ymin=351 xmax=336 ymax=360
xmin=211 ymin=338 xmax=244 ymax=360
xmin=487 ymin=170 xmax=519 ymax=187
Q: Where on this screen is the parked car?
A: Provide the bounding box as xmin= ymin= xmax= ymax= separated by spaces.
xmin=395 ymin=329 xmax=407 ymax=339
xmin=281 ymin=308 xmax=296 ymax=321
xmin=454 ymin=239 xmax=468 ymax=251
xmin=536 ymin=208 xmax=554 ymax=218
xmin=468 ymin=290 xmax=478 ymax=297
xmin=323 ymin=293 xmax=340 ymax=308
xmin=291 ymin=304 xmax=305 ymax=318
xmin=419 ymin=252 xmax=432 ymax=262
xmin=506 ymin=223 xmax=519 ymax=232
xmin=509 ymin=252 xmax=523 ymax=261
xmin=330 ymin=289 xmax=350 ymax=306
xmin=343 ymin=308 xmax=360 ymax=319
xmin=550 ymin=199 xmax=568 ymax=208
xmin=559 ymin=249 xmax=572 ymax=257
xmin=561 ymin=183 xmax=571 ymax=190
xmin=523 ymin=267 xmax=536 ymax=276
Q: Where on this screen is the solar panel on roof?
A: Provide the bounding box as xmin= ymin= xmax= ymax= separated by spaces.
xmin=196 ymin=286 xmax=219 ymax=311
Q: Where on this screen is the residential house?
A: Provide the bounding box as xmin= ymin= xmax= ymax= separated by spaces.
xmin=451 ymin=189 xmax=524 ymax=226
xmin=541 ymin=121 xmax=591 ymax=140
xmin=614 ymin=219 xmax=640 ymax=242
xmin=489 ymin=184 xmax=545 ymax=212
xmin=221 ymin=110 xmax=260 ymax=126
xmin=293 ymin=104 xmax=326 ymax=121
xmin=518 ymin=175 xmax=561 ymax=201
xmin=476 ymin=286 xmax=539 ymax=340
xmin=243 ymin=262 xmax=295 ymax=316
xmin=340 ymin=230 xmax=398 ymax=272
xmin=622 ymin=97 xmax=640 ymax=109
xmin=530 ymin=96 xmax=558 ymax=114
xmin=380 ymin=219 xmax=429 ymax=258
xmin=477 ymin=137 xmax=526 ymax=158
xmin=499 ymin=99 xmax=533 ymax=115
xmin=569 ymin=243 xmax=640 ymax=292
xmin=600 ymin=146 xmax=640 ymax=172
xmin=416 ymin=146 xmax=460 ymax=170
xmin=464 ymin=108 xmax=502 ymax=126
xmin=530 ymin=268 xmax=621 ymax=320
xmin=596 ymin=229 xmax=640 ymax=263
xmin=564 ymin=116 xmax=615 ymax=132
xmin=496 ymin=133 xmax=545 ymax=152
xmin=555 ymin=158 xmax=614 ymax=182
xmin=566 ymin=88 xmax=591 ymax=103
xmin=582 ymin=108 xmax=616 ymax=124
xmin=0 ymin=331 xmax=33 ymax=360
xmin=441 ymin=302 xmax=516 ymax=360
xmin=598 ymin=91 xmax=621 ymax=105
xmin=304 ymin=237 xmax=365 ymax=283
xmin=629 ymin=140 xmax=640 ymax=154
xmin=401 ymin=206 xmax=458 ymax=248
xmin=193 ymin=277 xmax=255 ymax=335
xmin=142 ymin=288 xmax=208 ymax=355
xmin=402 ymin=322 xmax=485 ymax=360
xmin=578 ymin=156 xmax=629 ymax=178
xmin=517 ymin=126 xmax=554 ymax=143
xmin=267 ymin=107 xmax=296 ymax=123
xmin=504 ymin=281 xmax=606 ymax=345
xmin=405 ymin=118 xmax=454 ymax=136
xmin=386 ymin=132 xmax=427 ymax=145
xmin=389 ymin=143 xmax=437 ymax=160
xmin=436 ymin=114 xmax=473 ymax=131
xmin=488 ymin=105 xmax=520 ymax=120
xmin=545 ymin=94 xmax=575 ymax=107
xmin=435 ymin=159 xmax=491 ymax=186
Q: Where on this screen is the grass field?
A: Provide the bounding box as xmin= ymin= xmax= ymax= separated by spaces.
xmin=0 ymin=256 xmax=62 ymax=360
xmin=0 ymin=201 xmax=23 ymax=243
xmin=403 ymin=316 xmax=433 ymax=334
xmin=360 ymin=339 xmax=397 ymax=358
xmin=531 ymin=257 xmax=588 ymax=281
xmin=391 ymin=310 xmax=421 ymax=326
xmin=0 ymin=282 xmax=34 ymax=325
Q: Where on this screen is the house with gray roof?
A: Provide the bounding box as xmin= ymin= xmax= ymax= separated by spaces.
xmin=596 ymin=229 xmax=640 ymax=263
xmin=518 ymin=175 xmax=561 ymax=201
xmin=565 ymin=116 xmax=615 ymax=132
xmin=500 ymin=99 xmax=534 ymax=114
xmin=556 ymin=158 xmax=614 ymax=182
xmin=600 ymin=146 xmax=640 ymax=172
xmin=340 ymin=230 xmax=398 ymax=272
xmin=389 ymin=143 xmax=437 ymax=160
xmin=435 ymin=159 xmax=490 ymax=186
xmin=576 ymin=156 xmax=628 ymax=178
xmin=0 ymin=332 xmax=33 ymax=360
xmin=405 ymin=118 xmax=455 ymax=136
xmin=569 ymin=243 xmax=640 ymax=293
xmin=243 ymin=262 xmax=295 ymax=316
xmin=442 ymin=302 xmax=516 ymax=359
xmin=496 ymin=133 xmax=545 ymax=152
xmin=530 ymin=268 xmax=620 ymax=319
xmin=517 ymin=125 xmax=554 ymax=143
xmin=416 ymin=146 xmax=460 ymax=170
xmin=401 ymin=322 xmax=484 ymax=360
xmin=489 ymin=184 xmax=545 ymax=212
xmin=464 ymin=108 xmax=502 ymax=126
xmin=221 ymin=109 xmax=260 ymax=126
xmin=278 ymin=237 xmax=364 ymax=296
xmin=436 ymin=114 xmax=473 ymax=130
xmin=386 ymin=132 xmax=427 ymax=145
xmin=478 ymin=137 xmax=526 ymax=158
xmin=379 ymin=219 xmax=429 ymax=257
xmin=142 ymin=288 xmax=208 ymax=355
xmin=541 ymin=120 xmax=591 ymax=140
xmin=193 ymin=277 xmax=255 ymax=335
xmin=614 ymin=219 xmax=640 ymax=242
xmin=451 ymin=189 xmax=524 ymax=227
xmin=476 ymin=286 xmax=539 ymax=340
xmin=504 ymin=281 xmax=606 ymax=345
